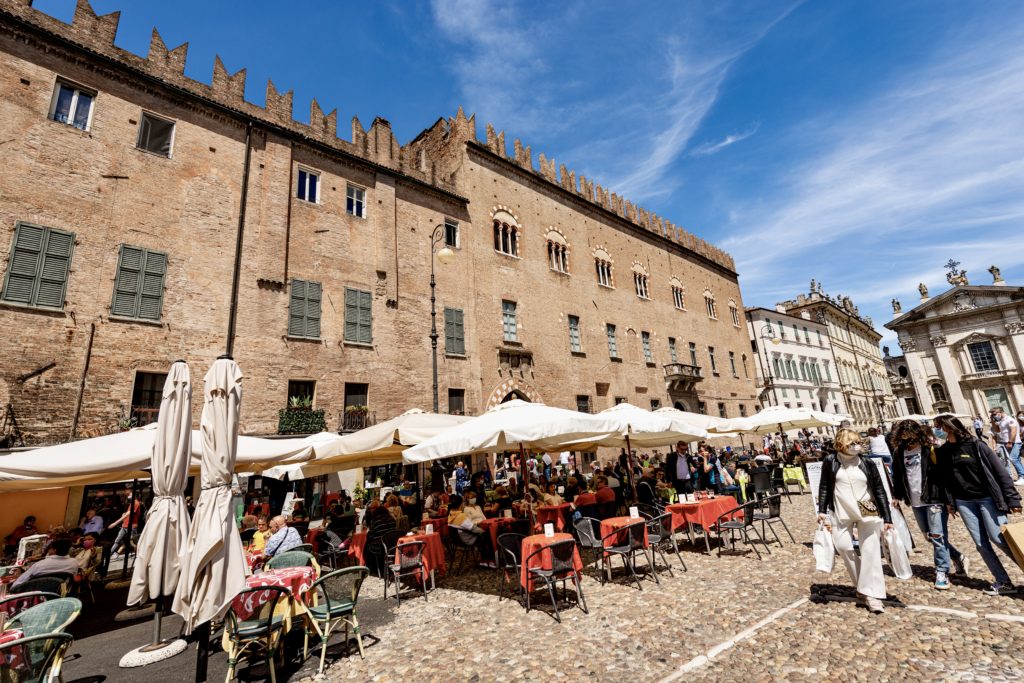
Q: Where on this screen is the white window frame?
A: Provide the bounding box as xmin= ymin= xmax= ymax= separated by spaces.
xmin=642 ymin=331 xmax=653 ymax=363
xmin=596 ymin=259 xmax=613 ymax=288
xmin=346 ymin=184 xmax=367 ymax=218
xmin=705 ymin=296 xmax=717 ymax=319
xmin=444 ymin=217 xmax=460 ymax=249
xmin=48 ymin=80 xmax=95 ymax=132
xmin=634 ymin=273 xmax=649 ymax=299
xmin=296 ymin=167 xmax=320 ymax=204
xmin=568 ymin=314 xmax=582 ymax=353
xmin=672 ymin=286 xmax=685 ymax=310
xmin=136 ymin=110 xmax=176 ymax=158
xmin=606 ymin=323 xmax=618 ymax=358
xmin=730 ymin=304 xmax=740 ymax=327
xmin=502 ymin=300 xmax=518 ymax=342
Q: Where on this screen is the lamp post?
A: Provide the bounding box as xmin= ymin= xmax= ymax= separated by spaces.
xmin=756 ymin=320 xmax=782 ymax=407
xmin=429 ymin=223 xmax=455 ymax=413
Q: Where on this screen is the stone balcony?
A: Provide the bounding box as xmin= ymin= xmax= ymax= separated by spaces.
xmin=663 ymin=363 xmax=704 ymax=392
xmin=961 ymin=367 xmax=1021 ymax=383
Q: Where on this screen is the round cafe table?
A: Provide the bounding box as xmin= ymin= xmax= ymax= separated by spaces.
xmin=478 ymin=517 xmax=517 ymax=550
xmin=599 ymin=516 xmax=648 ymax=553
xmin=666 ymin=495 xmax=740 ymax=553
xmin=519 ymin=533 xmax=583 ymax=593
xmin=396 ymin=532 xmax=446 ymax=588
xmin=347 ymin=531 xmax=368 ymax=566
xmin=535 ymin=504 xmax=571 ymax=532
xmin=228 ymin=566 xmax=319 ymax=642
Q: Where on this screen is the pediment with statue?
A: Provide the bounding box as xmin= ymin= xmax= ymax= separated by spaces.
xmin=887 ymin=284 xmax=1023 ymax=327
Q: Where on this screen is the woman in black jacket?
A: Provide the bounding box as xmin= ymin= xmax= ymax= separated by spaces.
xmin=816 ymin=428 xmax=893 ymax=613
xmin=932 ymin=415 xmax=1022 ymax=596
xmin=890 ymin=419 xmax=966 ymax=590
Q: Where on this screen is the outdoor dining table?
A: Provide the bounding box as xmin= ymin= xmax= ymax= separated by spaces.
xmin=348 ymin=531 xmax=368 ymax=566
xmin=417 ymin=517 xmax=449 ymax=539
xmin=396 ymin=531 xmax=445 ymax=589
xmin=666 ymin=495 xmax=741 ymax=553
xmin=782 ymin=466 xmax=807 ymax=491
xmin=478 ymin=517 xmax=517 ymax=550
xmin=519 ymin=533 xmax=583 ymax=593
xmin=227 ymin=566 xmax=320 ymax=644
xmin=0 ymin=628 xmax=28 ymax=672
xmin=535 ymin=503 xmax=572 ymax=532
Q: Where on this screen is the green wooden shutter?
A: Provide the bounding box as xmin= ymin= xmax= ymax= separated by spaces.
xmin=35 ymin=228 xmax=74 ymax=308
xmin=112 ymin=245 xmax=143 ymax=317
xmin=138 ymin=249 xmax=166 ymax=320
xmin=453 ymin=308 xmax=464 ymax=355
xmin=357 ymin=289 xmax=372 ymax=344
xmin=305 ymin=281 xmax=321 ymax=338
xmin=444 ymin=308 xmax=455 ymax=352
xmin=288 ymin=280 xmax=307 ymax=337
xmin=2 ymin=223 xmax=45 ymax=304
xmin=344 ymin=288 xmax=359 ymax=341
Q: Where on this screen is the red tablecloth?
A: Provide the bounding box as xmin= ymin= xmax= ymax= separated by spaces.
xmin=245 ymin=552 xmax=265 ymax=571
xmin=535 ymin=504 xmax=571 ymax=532
xmin=348 ymin=532 xmax=368 ymax=566
xmin=416 ymin=517 xmax=449 ymax=539
xmin=0 ymin=629 xmax=26 ymax=671
xmin=323 ymin=493 xmax=341 ymax=509
xmin=396 ymin=532 xmax=446 ymax=585
xmin=478 ymin=517 xmax=517 ymax=550
xmin=666 ymin=496 xmax=740 ymax=533
xmin=519 ymin=533 xmax=583 ymax=592
xmin=599 ymin=516 xmax=649 ymax=551
xmin=232 ymin=566 xmax=317 ymax=621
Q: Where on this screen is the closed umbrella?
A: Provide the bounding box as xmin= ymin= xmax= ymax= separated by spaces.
xmin=172 ymin=357 xmax=247 ymax=635
xmin=121 ymin=361 xmax=191 ymax=666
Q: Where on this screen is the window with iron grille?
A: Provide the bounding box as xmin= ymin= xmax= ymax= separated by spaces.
xmin=968 ymin=341 xmax=999 ymax=372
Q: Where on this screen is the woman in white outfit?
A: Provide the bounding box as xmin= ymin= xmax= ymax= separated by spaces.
xmin=816 ymin=428 xmax=894 ymax=613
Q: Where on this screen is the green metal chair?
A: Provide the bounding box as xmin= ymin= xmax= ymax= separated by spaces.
xmin=16 ymin=574 xmax=72 ymax=598
xmin=303 ymin=566 xmax=368 ymax=675
xmin=265 ymin=550 xmax=316 ymax=571
xmin=0 ymin=632 xmax=73 ymax=683
xmin=7 ymin=597 xmax=82 ymax=637
xmin=291 ymin=543 xmax=314 ymax=554
xmin=224 ymin=586 xmax=290 ymax=683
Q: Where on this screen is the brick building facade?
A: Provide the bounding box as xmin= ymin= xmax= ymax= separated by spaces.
xmin=0 ymin=1 xmax=757 ymax=446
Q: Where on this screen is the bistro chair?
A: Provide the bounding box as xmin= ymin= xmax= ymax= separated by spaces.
xmin=752 ymin=494 xmax=795 ymax=546
xmin=7 ymin=597 xmax=82 ymax=637
xmin=17 ymin=574 xmax=73 ymax=598
xmin=495 ymin=533 xmax=525 ymax=603
xmin=645 ymin=512 xmax=683 ymax=575
xmin=304 ymin=566 xmax=369 ymax=675
xmin=714 ymin=501 xmax=772 ymax=560
xmin=383 ymin=540 xmax=427 ymax=605
xmin=0 ymin=592 xmax=59 ymax=622
xmin=509 ymin=519 xmax=533 ymax=537
xmin=446 ymin=528 xmax=481 ymax=574
xmin=291 ymin=543 xmax=314 ymax=554
xmin=523 ymin=539 xmax=587 ymax=623
xmin=224 ymin=586 xmax=290 ymax=683
xmin=316 ymin=529 xmax=346 ymax=570
xmin=770 ymin=468 xmax=793 ymax=503
xmin=572 ymin=517 xmax=604 ymax=577
xmin=0 ymin=632 xmax=73 ymax=683
xmin=600 ymin=521 xmax=654 ymax=590
xmin=265 ymin=550 xmax=316 ymax=571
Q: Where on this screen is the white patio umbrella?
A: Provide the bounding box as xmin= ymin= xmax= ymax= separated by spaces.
xmin=654 ymin=406 xmax=734 ymax=434
xmin=592 ymin=403 xmax=707 ymax=448
xmin=718 ymin=406 xmax=846 ymax=451
xmin=172 ymin=357 xmax=247 ymax=635
xmin=121 ymin=361 xmax=191 ymax=666
xmin=262 ymin=408 xmax=471 ymax=480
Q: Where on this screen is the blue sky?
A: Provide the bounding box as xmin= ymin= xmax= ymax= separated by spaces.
xmin=35 ymin=0 xmax=1024 ymax=349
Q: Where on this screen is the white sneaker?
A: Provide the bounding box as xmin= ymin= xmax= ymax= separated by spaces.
xmin=1015 ymin=479 xmax=1024 ymax=487
xmin=865 ymin=596 xmax=886 ymax=613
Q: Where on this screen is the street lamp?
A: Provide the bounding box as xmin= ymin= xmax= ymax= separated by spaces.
xmin=756 ymin=320 xmax=782 ymax=407
xmin=429 ymin=223 xmax=455 ymax=413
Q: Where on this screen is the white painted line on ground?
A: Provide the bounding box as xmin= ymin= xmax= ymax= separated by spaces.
xmin=658 ymin=597 xmax=809 ymax=683
xmin=906 ymin=605 xmax=977 ymax=619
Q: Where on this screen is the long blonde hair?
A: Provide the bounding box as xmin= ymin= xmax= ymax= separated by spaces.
xmin=834 ymin=428 xmax=862 ymax=454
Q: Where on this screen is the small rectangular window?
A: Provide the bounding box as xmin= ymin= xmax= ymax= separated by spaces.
xmin=729 ymin=351 xmax=737 ymax=376
xmin=642 ymin=331 xmax=653 ymax=363
xmin=614 ymin=396 xmax=627 ymax=405
xmin=502 ymin=300 xmax=518 ymax=342
xmin=111 ymin=245 xmax=168 ymax=321
xmin=444 ymin=218 xmax=459 ymax=248
xmin=444 ymin=307 xmax=465 ymax=355
xmin=49 ymin=81 xmax=94 ymax=131
xmin=343 ymin=287 xmax=373 ymax=344
xmin=288 ymin=279 xmax=322 ymax=339
xmin=689 ymin=342 xmax=697 ymax=366
xmin=296 ymin=168 xmax=320 ymax=203
xmin=606 ymin=324 xmax=618 ymax=358
xmin=346 ymin=184 xmax=366 ymax=218
xmin=287 ymin=380 xmax=315 ymax=408
xmin=131 ymin=371 xmax=167 ymax=427
xmin=668 ymin=337 xmax=677 ymax=363
xmin=2 ymin=222 xmax=74 ymax=310
xmin=568 ymin=314 xmax=581 ymax=353
xmin=576 ymin=395 xmax=592 ymax=413
xmin=447 ymin=388 xmax=465 ymax=415
xmin=708 ymin=346 xmax=717 ymax=373
xmin=739 ymin=404 xmax=747 ymax=417
xmin=718 ymin=402 xmax=727 ymax=418
xmin=137 ymin=112 xmax=175 ymax=157
xmin=698 ymin=401 xmax=707 ymax=415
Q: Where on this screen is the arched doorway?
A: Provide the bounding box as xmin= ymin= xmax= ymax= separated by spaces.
xmin=674 ymin=400 xmax=689 ymax=411
xmin=485 ymin=378 xmax=542 ymax=411
xmin=501 ymin=390 xmax=529 ymax=403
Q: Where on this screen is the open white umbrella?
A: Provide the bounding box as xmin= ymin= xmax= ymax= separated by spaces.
xmin=654 ymin=406 xmax=734 ymax=434
xmin=718 ymin=405 xmax=845 ymax=452
xmin=172 ymin=357 xmax=247 ymax=634
xmin=262 ymin=408 xmax=471 ymax=479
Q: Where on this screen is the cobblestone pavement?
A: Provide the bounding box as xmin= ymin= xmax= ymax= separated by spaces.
xmin=299 ymin=494 xmax=1024 ymax=683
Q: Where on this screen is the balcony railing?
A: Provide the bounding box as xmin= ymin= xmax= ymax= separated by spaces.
xmin=340 ymin=410 xmax=376 ymax=433
xmin=663 ymin=363 xmax=703 ymax=381
xmin=962 ymin=367 xmax=1019 ymax=382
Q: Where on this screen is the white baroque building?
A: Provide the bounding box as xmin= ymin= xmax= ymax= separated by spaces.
xmin=885 ymin=265 xmax=1024 ymax=417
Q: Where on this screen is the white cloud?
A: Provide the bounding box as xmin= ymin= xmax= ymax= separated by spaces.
xmin=690 ymin=122 xmax=760 ymax=157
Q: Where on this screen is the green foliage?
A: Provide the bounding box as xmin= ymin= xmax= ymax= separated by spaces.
xmin=288 ymin=394 xmax=313 ymax=410
xmin=277 ymin=407 xmax=326 ymax=434
xmin=352 ymin=481 xmax=367 ymax=505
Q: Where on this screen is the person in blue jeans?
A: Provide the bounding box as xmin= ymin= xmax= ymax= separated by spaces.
xmin=890 ymin=420 xmax=966 ymax=590
xmin=933 ymin=416 xmax=1022 ymax=596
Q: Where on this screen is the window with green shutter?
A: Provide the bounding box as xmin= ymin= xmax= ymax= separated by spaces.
xmin=344 ymin=287 xmax=372 ymax=344
xmin=288 ymin=279 xmax=322 ymax=339
xmin=111 ymin=244 xmax=167 ymax=320
xmin=444 ymin=307 xmax=465 ymax=355
xmin=2 ymin=222 xmax=74 ymax=310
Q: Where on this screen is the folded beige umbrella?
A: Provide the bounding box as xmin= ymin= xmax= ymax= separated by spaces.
xmin=172 ymin=357 xmax=247 ymax=634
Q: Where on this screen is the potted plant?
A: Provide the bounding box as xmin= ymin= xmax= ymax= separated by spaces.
xmin=278 ymin=394 xmax=325 ymax=434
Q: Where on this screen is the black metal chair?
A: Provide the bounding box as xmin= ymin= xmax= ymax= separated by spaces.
xmin=713 ymin=501 xmax=772 ymax=559
xmin=447 ymin=527 xmax=481 ymax=574
xmin=597 ymin=500 xmax=618 ymax=520
xmin=523 ymin=539 xmax=587 ymax=623
xmin=770 ymin=468 xmax=792 ymax=503
xmin=572 ymin=517 xmax=604 ymax=577
xmin=383 ymin=539 xmax=427 ymax=605
xmin=599 ymin=521 xmax=655 ymax=589
xmin=240 ymin=528 xmax=257 ymax=545
xmin=645 ymin=512 xmax=683 ymax=575
xmin=224 ymin=586 xmax=290 ymax=683
xmin=510 ymin=519 xmax=533 ymax=537
xmin=496 ymin=532 xmax=525 ymax=602
xmin=0 ymin=632 xmax=73 ymax=683
xmin=316 ymin=529 xmax=346 ymax=570
xmin=752 ymin=494 xmax=795 ymax=546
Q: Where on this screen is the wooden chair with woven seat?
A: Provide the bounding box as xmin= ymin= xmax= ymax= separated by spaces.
xmin=0 ymin=592 xmax=60 ymax=622
xmin=0 ymin=632 xmax=73 ymax=683
xmin=224 ymin=586 xmax=290 ymax=683
xmin=265 ymin=550 xmax=316 ymax=571
xmin=303 ymin=567 xmax=369 ymax=675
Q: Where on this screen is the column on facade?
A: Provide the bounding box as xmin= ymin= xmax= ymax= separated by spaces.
xmin=903 ymin=351 xmax=934 ymax=414
xmin=933 ymin=344 xmax=970 ymax=415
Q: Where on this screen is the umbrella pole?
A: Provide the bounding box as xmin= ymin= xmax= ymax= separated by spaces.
xmin=624 ymin=434 xmax=637 ymax=504
xmin=194 ymin=621 xmax=210 ymax=682
xmin=518 ymin=443 xmax=534 ymax=528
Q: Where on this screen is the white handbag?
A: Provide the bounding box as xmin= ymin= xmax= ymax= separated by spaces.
xmin=891 ymin=505 xmax=914 ymax=551
xmin=884 ymin=529 xmax=913 ymax=580
xmin=813 ymin=521 xmax=834 ymax=573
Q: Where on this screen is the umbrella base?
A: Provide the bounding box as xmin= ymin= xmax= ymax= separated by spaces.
xmin=119 ymin=638 xmax=188 ymax=667
xmin=115 ymin=603 xmax=156 ymax=621
xmin=105 ymin=578 xmax=132 ymax=591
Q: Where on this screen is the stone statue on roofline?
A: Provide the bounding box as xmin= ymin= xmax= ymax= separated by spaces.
xmin=988 ymin=265 xmax=1004 ymax=284
xmin=918 ymin=282 xmax=929 ymax=299
xmin=944 ymin=259 xmax=968 ymax=286
xmin=891 ymin=298 xmax=901 ymax=314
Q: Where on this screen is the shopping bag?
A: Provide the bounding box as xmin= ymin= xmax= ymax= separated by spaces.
xmin=813 ymin=522 xmax=834 ymax=573
xmin=884 ymin=529 xmax=913 ymax=580
xmin=1000 ymin=520 xmax=1024 ymax=571
xmin=891 ymin=505 xmax=914 ymax=551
